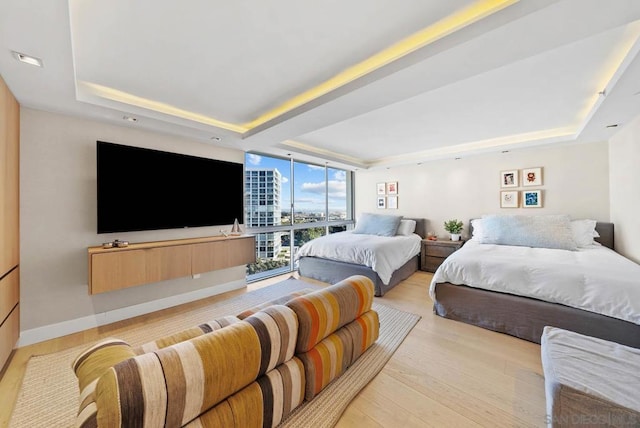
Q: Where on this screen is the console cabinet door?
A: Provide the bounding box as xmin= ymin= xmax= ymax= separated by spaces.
xmin=191 ymin=241 xmax=229 ymax=274
xmin=91 ymin=250 xmax=147 ymax=294
xmin=227 ymin=237 xmax=256 ymax=267
xmin=146 ymin=245 xmax=192 ymax=284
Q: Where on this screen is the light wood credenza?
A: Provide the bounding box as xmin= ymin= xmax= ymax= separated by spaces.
xmin=88 ymin=235 xmax=256 ymax=294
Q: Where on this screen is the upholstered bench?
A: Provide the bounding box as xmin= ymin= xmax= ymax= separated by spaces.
xmin=541 ymin=326 xmax=640 ymax=427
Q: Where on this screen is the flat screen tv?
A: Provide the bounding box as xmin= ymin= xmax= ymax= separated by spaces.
xmin=97 ymin=141 xmax=244 ymax=234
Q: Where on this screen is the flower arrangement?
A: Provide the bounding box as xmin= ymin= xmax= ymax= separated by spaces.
xmin=443 ymin=219 xmax=464 ymax=234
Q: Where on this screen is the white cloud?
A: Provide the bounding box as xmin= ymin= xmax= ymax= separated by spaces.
xmin=301 ymin=180 xmax=346 ymax=198
xmin=246 ymin=154 xmax=262 ymax=165
xmin=328 ymin=180 xmax=347 ymax=198
xmin=332 ymin=170 xmax=346 ymax=181
xmin=301 ymin=182 xmax=324 ymax=193
xmin=308 ymin=165 xmax=324 ymax=171
xmin=281 ymin=176 xmax=289 ymax=184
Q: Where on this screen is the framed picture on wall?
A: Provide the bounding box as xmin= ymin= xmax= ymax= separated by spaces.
xmin=500 ymin=191 xmax=519 ymax=208
xmin=387 ymin=196 xmax=398 ymax=209
xmin=387 ymin=181 xmax=398 ymax=195
xmin=377 ymin=196 xmax=386 ymax=209
xmin=522 ymin=190 xmax=542 ymax=208
xmin=376 ymin=182 xmax=386 ymax=195
xmin=522 ymin=167 xmax=543 ymax=186
xmin=500 ymin=170 xmax=518 ymax=188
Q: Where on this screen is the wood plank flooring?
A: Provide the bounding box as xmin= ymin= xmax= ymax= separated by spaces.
xmin=0 ymin=271 xmax=546 ymax=427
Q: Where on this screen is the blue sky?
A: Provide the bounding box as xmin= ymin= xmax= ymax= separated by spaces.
xmin=245 ymin=153 xmax=347 ymax=212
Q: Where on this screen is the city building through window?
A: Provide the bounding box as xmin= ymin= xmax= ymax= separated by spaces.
xmin=244 ymin=153 xmax=353 ymax=281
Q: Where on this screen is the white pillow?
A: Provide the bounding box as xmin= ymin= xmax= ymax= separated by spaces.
xmin=470 ymin=218 xmax=484 ymax=241
xmin=352 ymin=213 xmax=403 ymax=237
xmin=571 ymin=219 xmax=600 ymax=248
xmin=396 ymin=219 xmax=417 ymax=236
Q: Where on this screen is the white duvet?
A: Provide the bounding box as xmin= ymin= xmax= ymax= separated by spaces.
xmin=430 ymin=240 xmax=640 ymax=325
xmin=295 ymin=231 xmax=422 ymax=285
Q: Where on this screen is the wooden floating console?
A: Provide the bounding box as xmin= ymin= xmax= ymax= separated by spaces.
xmin=88 ymin=235 xmax=256 ymax=294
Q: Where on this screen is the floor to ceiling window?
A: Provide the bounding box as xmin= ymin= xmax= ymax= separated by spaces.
xmin=244 ymin=153 xmax=353 ymax=281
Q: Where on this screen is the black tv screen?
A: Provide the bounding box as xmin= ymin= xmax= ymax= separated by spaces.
xmin=97 ymin=141 xmax=244 ymax=234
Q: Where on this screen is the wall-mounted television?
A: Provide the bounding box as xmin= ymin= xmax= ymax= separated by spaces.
xmin=97 ymin=141 xmax=244 ymax=234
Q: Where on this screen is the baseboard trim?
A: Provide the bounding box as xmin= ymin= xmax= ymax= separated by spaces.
xmin=18 ymin=279 xmax=247 ymax=347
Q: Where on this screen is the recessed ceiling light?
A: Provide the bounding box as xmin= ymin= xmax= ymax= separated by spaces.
xmin=12 ymin=51 xmax=43 ymax=67
xmin=210 ymin=136 xmax=222 ymax=141
xmin=122 ymin=115 xmax=137 ymax=122
xmin=606 ymin=124 xmax=619 ymax=128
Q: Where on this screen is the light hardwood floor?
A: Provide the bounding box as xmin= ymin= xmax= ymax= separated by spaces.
xmin=0 ymin=271 xmax=546 ymax=427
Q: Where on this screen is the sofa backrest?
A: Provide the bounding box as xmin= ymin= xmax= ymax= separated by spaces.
xmin=134 ymin=315 xmax=240 ymax=354
xmin=286 ymin=275 xmax=375 ymax=353
xmin=75 ymin=305 xmax=298 ymax=427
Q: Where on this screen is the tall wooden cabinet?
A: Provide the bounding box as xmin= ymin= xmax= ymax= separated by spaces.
xmin=0 ymin=74 xmax=20 ymax=370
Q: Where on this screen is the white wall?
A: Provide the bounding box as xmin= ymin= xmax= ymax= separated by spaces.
xmin=20 ymin=108 xmax=246 ymax=333
xmin=609 ymin=114 xmax=640 ymax=263
xmin=355 ymin=141 xmax=610 ymax=239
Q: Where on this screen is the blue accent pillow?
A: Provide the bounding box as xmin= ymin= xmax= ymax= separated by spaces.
xmin=480 ymin=214 xmax=577 ymax=250
xmin=353 ymin=213 xmax=403 ymax=237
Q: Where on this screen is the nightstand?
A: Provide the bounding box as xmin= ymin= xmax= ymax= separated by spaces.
xmin=421 ymin=239 xmax=465 ymax=273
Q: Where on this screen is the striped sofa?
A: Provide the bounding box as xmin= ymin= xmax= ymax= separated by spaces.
xmin=72 ymin=275 xmax=379 ymax=427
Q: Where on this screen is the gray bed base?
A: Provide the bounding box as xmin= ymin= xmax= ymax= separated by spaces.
xmin=433 ymin=282 xmax=640 ymax=348
xmin=297 ymin=217 xmax=426 ymax=297
xmin=298 ymin=255 xmax=419 ymax=297
xmin=433 ymin=221 xmax=640 ymax=347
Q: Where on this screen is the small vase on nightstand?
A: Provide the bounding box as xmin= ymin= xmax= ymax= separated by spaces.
xmin=450 ymin=233 xmax=461 ymax=242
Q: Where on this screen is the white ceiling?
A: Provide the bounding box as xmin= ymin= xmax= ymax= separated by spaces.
xmin=1 ymin=0 xmax=640 ymax=170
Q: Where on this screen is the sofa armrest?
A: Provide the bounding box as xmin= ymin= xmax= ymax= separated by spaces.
xmin=72 ymin=338 xmax=137 ymax=428
xmin=286 ymin=275 xmax=375 ymax=353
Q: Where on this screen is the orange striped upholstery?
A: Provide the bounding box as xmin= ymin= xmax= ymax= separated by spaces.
xmin=297 ymin=310 xmax=379 ymax=400
xmin=237 ymin=289 xmax=314 ymax=320
xmin=189 ymin=357 xmax=305 ymax=428
xmin=286 ymin=275 xmax=375 ymax=353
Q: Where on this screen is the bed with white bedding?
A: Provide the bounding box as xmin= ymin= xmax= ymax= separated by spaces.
xmin=297 ymin=216 xmax=425 ymax=296
xmin=430 ymin=216 xmax=640 ymax=348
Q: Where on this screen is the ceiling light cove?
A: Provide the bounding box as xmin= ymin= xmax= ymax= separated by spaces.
xmin=77 ymin=81 xmax=248 ymax=134
xmin=574 ymin=22 xmax=640 ymax=136
xmin=242 ymin=0 xmax=519 ymax=130
xmin=73 ymin=0 xmax=517 ymax=137
xmin=279 ymin=140 xmax=368 ymax=168
xmin=366 ymin=126 xmax=577 ymax=168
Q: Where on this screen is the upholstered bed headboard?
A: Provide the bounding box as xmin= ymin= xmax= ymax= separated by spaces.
xmin=594 ymin=222 xmax=614 ymax=250
xmin=406 ymin=218 xmax=427 ymax=239
xmin=468 ymin=219 xmax=614 ymax=250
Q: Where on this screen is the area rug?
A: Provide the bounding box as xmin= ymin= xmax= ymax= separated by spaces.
xmin=9 ymin=277 xmax=421 ymax=428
